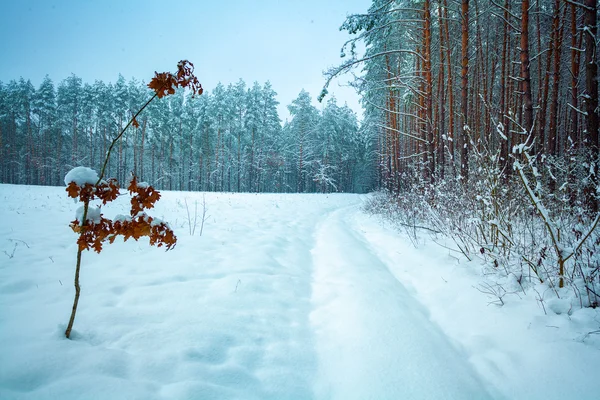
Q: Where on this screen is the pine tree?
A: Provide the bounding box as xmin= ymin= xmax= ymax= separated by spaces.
xmin=288 ymin=90 xmax=319 ymax=192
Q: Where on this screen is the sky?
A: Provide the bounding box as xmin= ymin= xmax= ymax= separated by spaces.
xmin=0 ymin=0 xmax=371 ymax=123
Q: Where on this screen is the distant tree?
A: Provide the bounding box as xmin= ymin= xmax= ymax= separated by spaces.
xmin=230 ymin=79 xmax=247 ymax=192
xmin=33 ymin=75 xmax=56 ymax=185
xmin=246 ymin=81 xmax=263 ymax=192
xmin=57 ymin=74 xmax=83 ymax=178
xmin=259 ymin=81 xmax=283 ymax=192
xmin=287 ymin=90 xmax=319 ymax=192
xmin=4 ymin=75 xmax=372 ymax=194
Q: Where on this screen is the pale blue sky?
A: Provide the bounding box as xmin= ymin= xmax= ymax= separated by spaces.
xmin=0 ymin=0 xmax=370 ymax=121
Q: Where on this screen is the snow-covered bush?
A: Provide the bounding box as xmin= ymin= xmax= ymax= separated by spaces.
xmin=366 ymin=144 xmax=600 ymax=309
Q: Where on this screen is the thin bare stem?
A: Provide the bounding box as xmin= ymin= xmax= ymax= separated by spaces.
xmin=96 ymin=93 xmax=158 ymax=184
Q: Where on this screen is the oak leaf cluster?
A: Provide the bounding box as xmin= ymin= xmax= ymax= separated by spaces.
xmin=147 ymin=60 xmax=203 ymax=99
xmin=67 ymin=176 xmax=177 ymax=253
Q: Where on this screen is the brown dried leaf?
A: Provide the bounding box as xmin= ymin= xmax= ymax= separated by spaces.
xmin=66 ymin=182 xmax=80 ymax=198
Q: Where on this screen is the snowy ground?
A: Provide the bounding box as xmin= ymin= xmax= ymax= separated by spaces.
xmin=0 ymin=184 xmax=599 ymax=400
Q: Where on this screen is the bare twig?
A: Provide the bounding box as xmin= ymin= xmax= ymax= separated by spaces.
xmin=3 ymin=243 xmax=18 ymax=259
xmin=9 ymin=238 xmax=30 ymax=248
xmin=533 ymin=287 xmax=548 ymax=315
xmin=474 ymin=282 xmax=507 ymax=306
xmin=199 ymin=194 xmax=208 ymax=237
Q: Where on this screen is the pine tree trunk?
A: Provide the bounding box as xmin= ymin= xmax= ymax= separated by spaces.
xmin=250 ymin=127 xmax=255 ymax=192
xmin=237 ymin=130 xmax=241 ymax=192
xmin=570 ymin=4 xmax=582 ymax=146
xmin=438 ymin=0 xmax=446 ymax=180
xmin=140 ymin=118 xmax=147 ymax=181
xmin=520 ymin=0 xmax=535 ymax=139
xmin=460 ymin=0 xmax=470 ymax=181
xmin=72 ymin=115 xmax=78 ymax=167
xmin=443 ymin=0 xmax=455 ymax=175
xmin=538 ymin=6 xmax=556 ymax=151
xmin=584 ymin=0 xmax=599 ymax=212
xmin=118 ymin=116 xmax=123 ymax=183
xmin=424 ymin=0 xmax=435 ymax=185
xmin=548 ymin=1 xmax=565 ymax=158
xmin=188 ymin=127 xmax=193 ymax=192
xmin=584 ymin=0 xmax=599 ymax=151
xmin=298 ymin=123 xmax=304 ymax=193
xmin=169 ymin=137 xmax=173 ymax=190
xmin=26 ymin=104 xmax=32 ymax=185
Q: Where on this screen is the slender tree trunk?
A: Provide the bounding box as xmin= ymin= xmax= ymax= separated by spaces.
xmin=72 ymin=115 xmax=78 ymax=167
xmin=237 ymin=129 xmax=241 ymax=192
xmin=215 ymin=122 xmax=221 ymax=190
xmin=298 ymin=123 xmax=304 ymax=193
xmin=102 ymin=127 xmax=107 ymax=177
xmin=250 ymin=127 xmax=255 ymax=192
xmin=584 ymin=0 xmax=599 ymax=211
xmin=25 ymin=105 xmax=32 ymax=185
xmin=443 ymin=0 xmax=456 ymax=174
xmin=417 ymin=41 xmax=427 ymax=183
xmin=438 ymin=0 xmax=446 ymax=180
xmin=520 ymin=0 xmax=535 ymax=140
xmin=198 ymin=153 xmax=203 ymax=191
xmin=548 ymin=1 xmax=565 ymax=158
xmin=168 ymin=137 xmax=173 ymax=190
xmin=584 ymin=0 xmax=599 ymax=152
xmin=227 ymin=137 xmax=232 ymax=192
xmin=473 ymin=0 xmax=483 ymax=150
xmin=140 ymin=118 xmax=147 ymax=181
xmin=132 ymin=124 xmax=138 ymax=177
xmin=486 ymin=31 xmax=497 ymax=149
xmin=151 ymin=144 xmax=155 ymax=184
xmin=535 ymin=0 xmax=544 ymax=131
xmin=188 ymin=126 xmax=193 ymax=192
xmin=539 ymin=5 xmax=556 ymax=150
xmin=424 ymin=0 xmax=435 ymax=185
xmin=385 ymin=51 xmax=399 ymax=191
xmin=118 ymin=116 xmax=123 ymax=183
xmin=570 ymin=4 xmax=582 ymax=146
xmin=460 ymin=0 xmax=470 ymax=181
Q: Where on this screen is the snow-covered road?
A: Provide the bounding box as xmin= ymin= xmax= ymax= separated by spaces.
xmin=311 ymin=207 xmax=493 ymax=400
xmin=1 ymin=185 xmax=598 ymax=399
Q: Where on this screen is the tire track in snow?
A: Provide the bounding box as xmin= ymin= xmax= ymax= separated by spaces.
xmin=310 ymin=206 xmax=496 ymax=400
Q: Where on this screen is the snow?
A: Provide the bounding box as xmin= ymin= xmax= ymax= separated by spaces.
xmin=1 ymin=184 xmax=599 ymax=399
xmin=311 ymin=208 xmax=493 ymax=399
xmin=496 ymin=122 xmax=507 ymax=141
xmin=63 ymin=167 xmax=99 ymax=187
xmin=356 ymin=213 xmax=600 ymax=400
xmin=75 ymin=205 xmax=102 ymax=224
xmin=130 ymin=175 xmax=150 ymax=189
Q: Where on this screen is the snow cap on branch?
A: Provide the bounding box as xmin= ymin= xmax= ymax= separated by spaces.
xmin=64 ymin=167 xmax=99 ymax=187
xmin=75 ymin=205 xmax=102 ymax=224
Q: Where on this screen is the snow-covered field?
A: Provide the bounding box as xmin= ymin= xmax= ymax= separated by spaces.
xmin=1 ymin=183 xmax=599 ymax=400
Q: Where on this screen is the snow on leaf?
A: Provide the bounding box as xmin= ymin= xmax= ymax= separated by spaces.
xmin=64 ymin=166 xmax=99 ymax=186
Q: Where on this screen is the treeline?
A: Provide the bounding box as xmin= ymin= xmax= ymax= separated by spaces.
xmin=327 ymin=0 xmax=600 ymax=300
xmin=325 ymin=0 xmax=598 ymax=204
xmin=0 ymin=75 xmax=376 ymax=193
